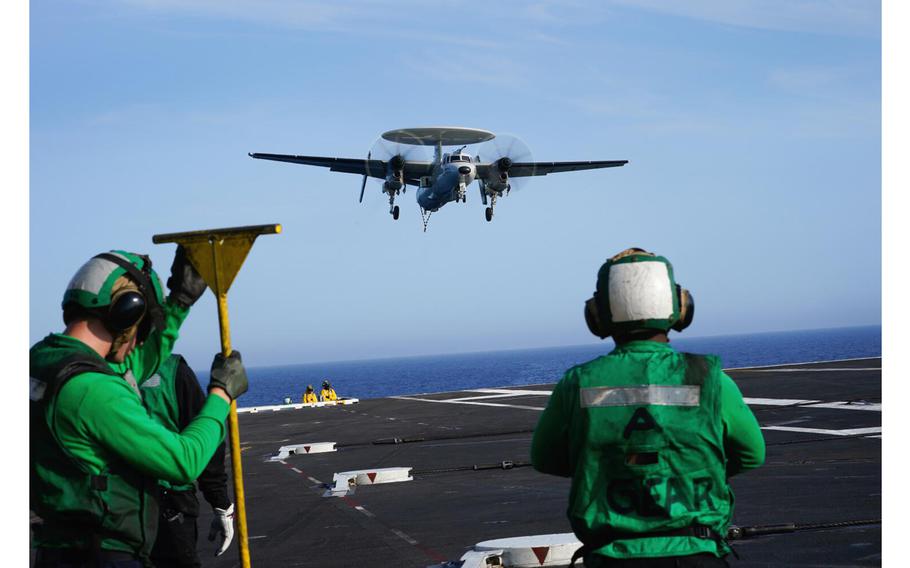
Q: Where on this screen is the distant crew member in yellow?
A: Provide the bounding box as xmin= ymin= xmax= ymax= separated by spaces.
xmin=302 ymin=384 xmax=318 ymax=404
xmin=532 ymin=248 xmax=765 ymax=568
xmin=320 ymin=380 xmax=338 ymax=402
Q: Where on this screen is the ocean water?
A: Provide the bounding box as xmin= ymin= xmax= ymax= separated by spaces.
xmin=237 ymin=325 xmax=881 ymax=407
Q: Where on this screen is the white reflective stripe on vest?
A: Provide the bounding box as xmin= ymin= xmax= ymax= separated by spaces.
xmin=580 ymin=385 xmax=701 ymax=407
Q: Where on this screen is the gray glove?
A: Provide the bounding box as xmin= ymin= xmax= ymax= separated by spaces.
xmin=167 ymin=245 xmax=207 ymax=308
xmin=209 ymin=351 xmax=248 ymax=401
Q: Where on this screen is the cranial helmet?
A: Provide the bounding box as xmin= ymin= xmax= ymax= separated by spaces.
xmin=584 ymin=248 xmax=694 ymax=340
xmin=62 ymin=251 xmax=166 ymax=345
xmin=306 ymin=385 xmax=314 ymax=392
xmin=322 ymin=380 xmax=331 ymax=389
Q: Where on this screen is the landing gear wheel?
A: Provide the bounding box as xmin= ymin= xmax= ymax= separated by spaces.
xmin=392 ymin=205 xmax=400 ymax=220
xmin=485 ymin=207 xmax=493 ymax=222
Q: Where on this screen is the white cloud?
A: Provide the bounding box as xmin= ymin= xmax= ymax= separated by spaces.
xmin=114 ymin=0 xmax=358 ymax=30
xmin=105 ymin=0 xmax=608 ymax=43
xmin=610 ymin=0 xmax=881 ymax=38
xmin=768 ymin=66 xmax=851 ymax=94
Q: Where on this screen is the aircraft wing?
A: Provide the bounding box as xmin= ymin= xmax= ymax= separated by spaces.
xmin=476 ymin=160 xmax=628 ymax=178
xmin=249 ymin=153 xmax=434 ymax=180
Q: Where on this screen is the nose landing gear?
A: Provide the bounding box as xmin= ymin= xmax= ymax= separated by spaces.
xmin=456 ymin=183 xmax=468 ymax=204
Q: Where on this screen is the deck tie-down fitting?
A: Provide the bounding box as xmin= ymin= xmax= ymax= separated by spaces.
xmin=323 ymin=467 xmax=413 ymax=497
xmin=269 ymin=442 xmax=336 ymax=462
xmin=445 ymin=533 xmax=581 ymax=568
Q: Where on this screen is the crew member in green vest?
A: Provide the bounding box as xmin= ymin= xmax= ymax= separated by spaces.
xmin=531 ymin=248 xmax=765 ymax=567
xmin=30 ymin=248 xmax=250 ymax=567
xmin=144 ymin=354 xmax=235 ymax=567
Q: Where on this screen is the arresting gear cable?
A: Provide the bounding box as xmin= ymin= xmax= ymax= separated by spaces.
xmin=727 ymin=518 xmax=881 ymax=540
xmin=411 ymin=460 xmax=531 ymax=476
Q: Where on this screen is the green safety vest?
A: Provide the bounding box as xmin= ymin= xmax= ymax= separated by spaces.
xmin=568 ymin=351 xmax=731 ymax=558
xmin=30 ymin=343 xmax=159 ymax=558
xmin=140 ymin=355 xmax=193 ymax=491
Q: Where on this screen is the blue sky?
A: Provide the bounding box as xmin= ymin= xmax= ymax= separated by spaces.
xmin=28 ymin=0 xmax=882 ymax=368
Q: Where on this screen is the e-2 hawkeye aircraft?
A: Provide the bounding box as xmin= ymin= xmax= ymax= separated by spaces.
xmin=249 ymin=127 xmax=627 ymax=230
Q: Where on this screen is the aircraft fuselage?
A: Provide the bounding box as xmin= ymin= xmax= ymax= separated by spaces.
xmin=415 ymin=150 xmax=475 ymax=212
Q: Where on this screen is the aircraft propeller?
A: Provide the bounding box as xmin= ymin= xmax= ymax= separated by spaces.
xmin=365 ymin=132 xmax=430 ymax=186
xmin=362 ymin=131 xmax=429 ymax=219
xmin=477 ymin=133 xmax=535 ymax=194
xmin=359 ymin=151 xmax=370 ymax=203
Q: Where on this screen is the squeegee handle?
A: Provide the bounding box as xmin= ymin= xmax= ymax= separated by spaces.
xmin=216 ymin=294 xmax=251 ymax=568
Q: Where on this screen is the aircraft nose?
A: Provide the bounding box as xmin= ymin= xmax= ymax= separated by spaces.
xmin=458 ymin=166 xmax=471 ymax=175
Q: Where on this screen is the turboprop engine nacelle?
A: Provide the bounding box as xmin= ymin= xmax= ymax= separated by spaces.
xmin=384 ymin=178 xmax=403 ymax=192
xmin=385 ymin=155 xmax=405 ymax=192
xmin=484 ymin=156 xmax=513 ymax=193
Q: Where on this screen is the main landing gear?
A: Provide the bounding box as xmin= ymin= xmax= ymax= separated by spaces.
xmin=387 ymin=189 xmax=401 ymax=221
xmin=484 ymin=193 xmax=498 ymax=222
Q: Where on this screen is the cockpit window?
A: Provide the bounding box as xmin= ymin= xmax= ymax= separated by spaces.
xmin=451 ymin=154 xmax=467 ymax=162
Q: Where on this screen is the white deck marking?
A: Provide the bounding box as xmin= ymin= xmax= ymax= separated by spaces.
xmin=801 ymin=401 xmax=881 ymax=412
xmin=249 ymin=535 xmax=268 ymax=540
xmin=735 ymin=368 xmax=880 ymax=373
xmin=744 ymin=397 xmax=820 ymax=406
xmin=446 ymin=392 xmax=549 ymax=402
xmin=391 ymin=529 xmax=419 ymax=545
xmin=724 ymin=356 xmax=880 ymax=370
xmin=390 ymin=396 xmax=544 ymax=411
xmin=395 ymin=393 xmax=877 ymax=413
xmin=291 ymin=467 xmax=302 ymax=474
xmin=743 ymin=397 xmax=881 ymax=412
xmin=762 ymin=426 xmax=882 ymax=436
xmin=464 ymin=388 xmax=552 ymax=396
xmin=308 ymin=477 xmax=322 ymax=484
xmin=354 ymin=506 xmax=375 ymax=518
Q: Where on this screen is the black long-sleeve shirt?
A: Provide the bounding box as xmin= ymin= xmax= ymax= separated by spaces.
xmin=173 ymin=356 xmax=231 ymax=510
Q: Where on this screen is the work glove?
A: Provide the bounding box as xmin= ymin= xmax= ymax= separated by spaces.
xmin=167 ymin=245 xmax=207 ymax=308
xmin=209 ymin=351 xmax=249 ymax=401
xmin=208 ymin=503 xmax=235 ymax=556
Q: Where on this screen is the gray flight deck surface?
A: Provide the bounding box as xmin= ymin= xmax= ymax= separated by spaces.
xmin=200 ymin=358 xmax=881 ymax=567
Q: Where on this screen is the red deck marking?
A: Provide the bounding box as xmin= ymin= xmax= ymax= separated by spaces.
xmin=367 ymin=472 xmax=377 ymax=483
xmin=341 ymin=496 xmax=361 ymax=508
xmin=532 ymin=546 xmax=550 ymax=565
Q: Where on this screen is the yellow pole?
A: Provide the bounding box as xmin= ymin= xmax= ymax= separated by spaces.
xmin=210 ymin=239 xmax=252 ymax=568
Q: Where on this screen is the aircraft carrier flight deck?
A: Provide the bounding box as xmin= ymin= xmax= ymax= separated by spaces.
xmin=200 ymin=357 xmax=881 ymax=567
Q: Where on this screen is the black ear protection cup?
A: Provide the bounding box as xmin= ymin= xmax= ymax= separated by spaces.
xmin=672 ymin=285 xmax=695 ymax=332
xmin=107 ymin=290 xmax=147 ymax=332
xmin=584 ymin=294 xmax=610 ymax=339
xmin=93 ymin=253 xmax=165 ymax=342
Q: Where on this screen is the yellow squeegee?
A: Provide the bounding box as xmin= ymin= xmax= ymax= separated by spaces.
xmin=153 ymin=223 xmax=281 ymax=568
